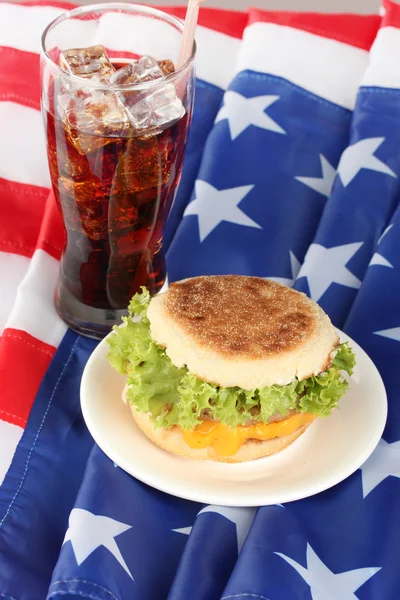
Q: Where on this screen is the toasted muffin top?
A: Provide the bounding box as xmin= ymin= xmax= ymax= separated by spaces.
xmin=163 ymin=276 xmax=317 ymax=359
xmin=147 ymin=275 xmax=339 ymax=389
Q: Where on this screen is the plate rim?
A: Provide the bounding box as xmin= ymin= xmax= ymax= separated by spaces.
xmin=80 ymin=328 xmax=388 ymax=506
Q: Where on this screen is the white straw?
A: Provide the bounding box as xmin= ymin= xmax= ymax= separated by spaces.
xmin=177 ymin=0 xmax=204 ymax=69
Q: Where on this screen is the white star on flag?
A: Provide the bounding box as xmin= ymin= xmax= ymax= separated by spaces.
xmin=173 ymin=505 xmax=256 ymax=553
xmin=297 ymin=242 xmax=362 ymax=302
xmin=374 ymin=327 xmax=400 ymax=342
xmin=63 ymin=508 xmax=133 ymax=579
xmin=268 ymin=251 xmax=301 ymax=288
xmin=369 ymin=253 xmax=393 ymax=268
xmin=184 ymin=180 xmax=261 ymax=242
xmin=276 ymin=543 xmax=381 ymax=600
xmin=295 ymin=154 xmax=336 ymax=197
xmin=378 ymin=224 xmax=393 ymax=244
xmin=215 ymin=91 xmax=286 ymax=140
xmin=337 ymin=137 xmax=397 ymax=187
xmin=370 ymin=224 xmax=395 ymax=268
xmin=360 ymin=439 xmax=400 ymax=498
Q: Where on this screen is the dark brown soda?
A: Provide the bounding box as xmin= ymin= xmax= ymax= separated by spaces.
xmin=45 ymin=68 xmax=188 ymax=310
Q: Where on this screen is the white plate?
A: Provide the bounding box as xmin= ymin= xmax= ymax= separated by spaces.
xmin=80 ymin=329 xmax=387 ymax=506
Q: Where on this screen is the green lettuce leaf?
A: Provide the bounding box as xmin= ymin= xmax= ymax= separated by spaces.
xmin=331 ymin=341 xmax=356 ymax=375
xmin=107 ymin=290 xmax=356 ymax=429
xmin=259 ymin=381 xmax=299 ymax=422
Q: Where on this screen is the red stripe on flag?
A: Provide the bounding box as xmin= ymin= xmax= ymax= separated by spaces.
xmin=249 ymin=9 xmax=380 ymax=51
xmin=157 ymin=6 xmax=248 ymax=38
xmin=0 ymin=178 xmax=48 ymax=258
xmin=194 ymin=8 xmax=247 ymax=38
xmin=36 ymin=192 xmax=65 ymax=261
xmin=21 ymin=0 xmax=75 ymax=9
xmin=0 ymin=48 xmax=40 ymax=110
xmin=382 ymin=0 xmax=400 ymax=28
xmin=0 ymin=328 xmax=55 ymax=427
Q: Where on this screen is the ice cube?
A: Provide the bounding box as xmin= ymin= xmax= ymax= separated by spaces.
xmin=57 ymin=92 xmax=74 ymax=115
xmin=128 ymin=83 xmax=184 ymax=132
xmin=158 ymin=59 xmax=175 ymax=76
xmin=110 ymin=56 xmax=165 ymax=109
xmin=110 ymin=57 xmax=175 ymax=86
xmin=59 ymin=45 xmax=115 ymax=82
xmin=110 ymin=56 xmax=164 ymax=86
xmin=110 ymin=56 xmax=182 ymax=130
xmin=62 ymin=89 xmax=131 ymax=154
xmin=135 ymin=55 xmax=165 ymax=80
xmin=110 ymin=62 xmax=138 ymax=86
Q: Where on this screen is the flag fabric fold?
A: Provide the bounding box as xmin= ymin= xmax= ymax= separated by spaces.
xmin=1 ymin=2 xmax=400 ymax=599
xmin=166 ymin=8 xmax=379 ymax=285
xmin=50 ymin=444 xmax=202 ymax=600
xmin=295 ymin=3 xmax=400 ymax=327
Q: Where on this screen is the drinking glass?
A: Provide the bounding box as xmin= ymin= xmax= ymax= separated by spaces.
xmin=41 ymin=3 xmax=195 ymax=338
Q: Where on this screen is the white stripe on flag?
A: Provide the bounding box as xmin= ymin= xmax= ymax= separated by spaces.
xmin=0 ymin=252 xmax=30 ymax=335
xmin=91 ymin=12 xmax=181 ymax=59
xmin=0 ymin=102 xmax=50 ymax=188
xmin=362 ymin=26 xmax=400 ymax=89
xmin=0 ymin=3 xmax=64 ymax=54
xmin=196 ymin=26 xmax=241 ymax=90
xmin=6 ymin=249 xmax=67 ymax=348
xmin=236 ymin=22 xmax=369 ymax=110
xmin=0 ymin=420 xmax=23 ymax=487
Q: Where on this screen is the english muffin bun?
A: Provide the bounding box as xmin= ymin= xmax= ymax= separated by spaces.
xmin=147 ymin=276 xmax=339 ymax=388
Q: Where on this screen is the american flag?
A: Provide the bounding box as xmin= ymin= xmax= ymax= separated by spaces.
xmin=1 ymin=2 xmax=400 ymax=599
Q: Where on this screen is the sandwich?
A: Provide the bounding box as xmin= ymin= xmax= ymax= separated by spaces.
xmin=107 ymin=275 xmax=355 ymax=463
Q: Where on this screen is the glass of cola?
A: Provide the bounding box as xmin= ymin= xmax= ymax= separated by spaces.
xmin=41 ymin=4 xmax=196 ymax=338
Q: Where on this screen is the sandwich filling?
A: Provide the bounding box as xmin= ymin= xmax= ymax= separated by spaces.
xmin=107 ymin=289 xmax=355 ymax=456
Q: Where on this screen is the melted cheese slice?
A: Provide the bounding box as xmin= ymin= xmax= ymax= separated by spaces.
xmin=182 ymin=413 xmax=315 ymax=457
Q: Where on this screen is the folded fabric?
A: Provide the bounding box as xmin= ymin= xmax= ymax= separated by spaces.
xmin=295 ymin=4 xmax=400 ymax=326
xmin=1 ymin=2 xmax=400 ymax=600
xmin=167 ymin=9 xmax=379 ymax=284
